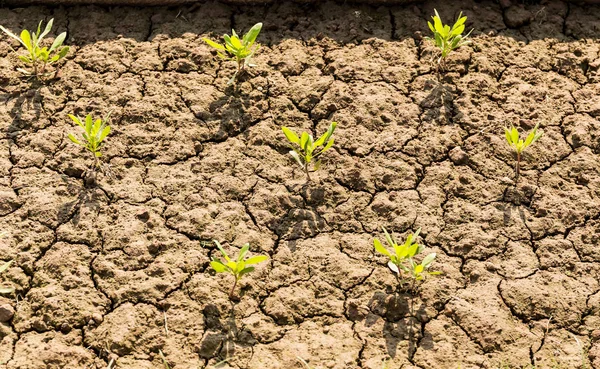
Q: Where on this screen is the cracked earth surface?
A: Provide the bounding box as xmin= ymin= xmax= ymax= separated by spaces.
xmin=1 ymin=1 xmax=600 ymax=368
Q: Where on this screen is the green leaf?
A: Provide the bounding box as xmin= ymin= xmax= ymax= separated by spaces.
xmin=510 ymin=126 xmax=519 ymax=144
xmin=282 ymin=126 xmax=300 ymax=144
xmin=504 ymin=127 xmax=512 ymax=145
xmin=210 ymin=260 xmax=228 ymax=273
xmin=203 ymin=38 xmax=226 ymax=51
xmin=99 ymin=125 xmax=111 ymax=143
xmin=95 ymin=152 xmax=102 ymax=158
xmin=49 ymin=32 xmax=66 ymax=53
xmin=213 ymin=240 xmax=231 ymax=262
xmin=229 ymin=35 xmax=242 ymax=50
xmin=243 ymin=22 xmax=262 ymax=47
xmin=18 ymin=55 xmax=32 ymax=63
xmin=56 ymin=46 xmax=69 ymax=60
xmin=374 ymin=238 xmax=390 ymax=257
xmin=238 ymin=243 xmax=250 ymax=262
xmin=68 ymin=133 xmax=81 ymax=145
xmin=245 ymin=255 xmax=268 ymax=265
xmin=68 ymin=114 xmax=84 ymax=128
xmin=20 ymin=29 xmax=32 ymax=51
xmin=414 ymin=264 xmax=424 ymax=274
xmin=38 ymin=18 xmax=54 ymax=44
xmin=0 ymin=25 xmax=26 ymax=46
xmin=85 ymin=114 xmax=93 ymax=134
xmin=238 ymin=266 xmax=255 ymax=277
xmin=422 ymin=253 xmax=436 ymax=267
xmin=382 ymin=227 xmax=394 ymax=248
xmin=300 ymin=132 xmax=309 ymax=151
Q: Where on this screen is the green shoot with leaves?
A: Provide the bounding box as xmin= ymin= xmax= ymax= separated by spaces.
xmin=202 ymin=23 xmax=262 ymax=84
xmin=426 ymin=9 xmax=472 ymax=67
xmin=0 ymin=18 xmax=69 ymax=77
xmin=0 ymin=260 xmax=14 ymax=294
xmin=374 ymin=227 xmax=440 ymax=286
xmin=281 ymin=122 xmax=337 ymax=182
xmin=67 ymin=113 xmax=112 ymax=170
xmin=210 ymin=240 xmax=268 ymax=299
xmin=504 ymin=124 xmax=543 ymax=183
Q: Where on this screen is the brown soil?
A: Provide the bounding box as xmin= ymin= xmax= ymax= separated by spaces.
xmin=0 ymin=1 xmax=600 ymax=368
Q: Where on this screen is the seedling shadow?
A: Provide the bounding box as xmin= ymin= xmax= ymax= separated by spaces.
xmin=57 ymin=175 xmax=106 ymax=226
xmin=365 ymin=290 xmax=429 ymax=359
xmin=198 ymin=301 xmax=256 ymax=363
xmin=419 ymin=79 xmax=455 ymax=123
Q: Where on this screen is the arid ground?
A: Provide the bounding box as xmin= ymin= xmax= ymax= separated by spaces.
xmin=1 ymin=1 xmax=600 ymax=368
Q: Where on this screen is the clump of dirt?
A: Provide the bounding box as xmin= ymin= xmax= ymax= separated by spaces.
xmin=1 ymin=1 xmax=600 ymax=368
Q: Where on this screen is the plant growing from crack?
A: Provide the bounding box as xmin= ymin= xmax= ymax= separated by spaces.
xmin=202 ymin=22 xmax=262 ymax=85
xmin=210 ymin=240 xmax=268 ymax=300
xmin=0 ymin=18 xmax=69 ymax=77
xmin=281 ymin=122 xmax=337 ymax=182
xmin=0 ymin=260 xmax=14 ymax=294
xmin=373 ymin=227 xmax=440 ymax=288
xmin=67 ymin=112 xmax=112 ymax=173
xmin=426 ymin=9 xmax=472 ymax=69
xmin=504 ymin=123 xmax=543 ymax=183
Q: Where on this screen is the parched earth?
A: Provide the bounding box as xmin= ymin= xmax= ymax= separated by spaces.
xmin=0 ymin=1 xmax=600 ymax=368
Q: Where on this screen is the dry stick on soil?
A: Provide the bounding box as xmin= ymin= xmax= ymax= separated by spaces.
xmin=281 ymin=122 xmax=337 ymax=182
xmin=0 ymin=18 xmax=69 ymax=78
xmin=202 ymin=23 xmax=262 ymax=85
xmin=504 ymin=124 xmax=543 ymax=184
xmin=209 ymin=240 xmax=268 ymax=300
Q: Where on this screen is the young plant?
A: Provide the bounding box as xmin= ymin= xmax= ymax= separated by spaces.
xmin=67 ymin=113 xmax=112 ymax=170
xmin=426 ymin=9 xmax=472 ymax=67
xmin=373 ymin=227 xmax=439 ymax=286
xmin=202 ymin=23 xmax=262 ymax=84
xmin=0 ymin=18 xmax=69 ymax=77
xmin=281 ymin=122 xmax=337 ymax=182
xmin=0 ymin=260 xmax=14 ymax=294
xmin=210 ymin=240 xmax=268 ymax=299
xmin=504 ymin=123 xmax=543 ymax=183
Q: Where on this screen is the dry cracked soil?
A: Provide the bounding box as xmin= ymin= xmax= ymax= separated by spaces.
xmin=1 ymin=0 xmax=600 ymax=368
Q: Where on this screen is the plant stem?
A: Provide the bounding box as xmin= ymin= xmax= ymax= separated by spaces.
xmin=304 ymin=164 xmax=311 ymax=182
xmin=515 ymin=152 xmax=521 ymax=184
xmin=229 ymin=278 xmax=238 ymax=300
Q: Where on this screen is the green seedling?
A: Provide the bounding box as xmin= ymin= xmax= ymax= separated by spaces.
xmin=202 ymin=22 xmax=262 ymax=84
xmin=374 ymin=227 xmax=439 ymax=285
xmin=426 ymin=9 xmax=472 ymax=67
xmin=504 ymin=124 xmax=543 ymax=183
xmin=0 ymin=260 xmax=14 ymax=294
xmin=67 ymin=113 xmax=112 ymax=170
xmin=210 ymin=240 xmax=268 ymax=299
xmin=0 ymin=18 xmax=69 ymax=77
xmin=281 ymin=122 xmax=337 ymax=182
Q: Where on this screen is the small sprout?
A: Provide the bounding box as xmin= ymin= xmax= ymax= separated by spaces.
xmin=0 ymin=260 xmax=14 ymax=294
xmin=281 ymin=122 xmax=337 ymax=182
xmin=210 ymin=240 xmax=268 ymax=300
xmin=504 ymin=123 xmax=543 ymax=183
xmin=202 ymin=22 xmax=262 ymax=85
xmin=426 ymin=9 xmax=472 ymax=67
xmin=67 ymin=112 xmax=112 ymax=171
xmin=0 ymin=18 xmax=69 ymax=77
xmin=374 ymin=227 xmax=440 ymax=286
xmin=158 ymin=350 xmax=171 ymax=369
